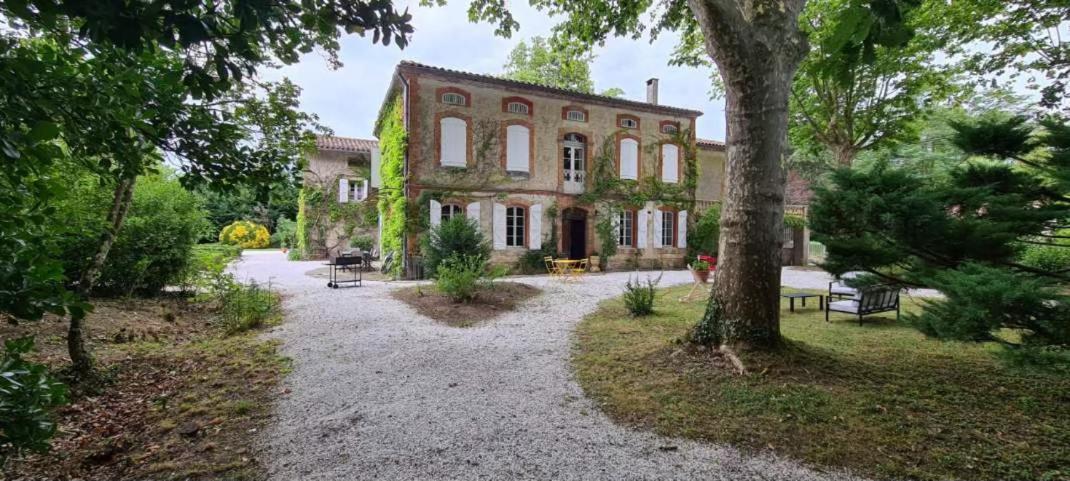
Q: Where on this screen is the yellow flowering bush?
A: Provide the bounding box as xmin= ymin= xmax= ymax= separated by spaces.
xmin=219 ymin=220 xmax=270 ymax=249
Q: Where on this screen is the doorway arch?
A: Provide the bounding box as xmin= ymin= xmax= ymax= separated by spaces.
xmin=560 ymin=207 xmax=588 ymax=260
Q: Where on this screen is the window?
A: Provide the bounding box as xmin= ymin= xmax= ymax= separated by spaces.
xmin=619 ymin=137 xmax=639 ymax=180
xmin=661 ymin=144 xmax=680 ymax=183
xmin=506 ymin=206 xmax=526 ymax=247
xmin=661 ymin=123 xmax=679 ymax=134
xmin=660 ymin=210 xmax=675 ymax=247
xmin=441 ymin=92 xmax=466 ymax=106
xmin=441 ymin=204 xmax=463 ymax=223
xmin=618 ymin=210 xmax=635 ymax=247
xmin=563 ymin=133 xmax=585 ymax=184
xmin=505 ymin=124 xmax=531 ymax=173
xmin=566 ymin=110 xmax=586 ymax=122
xmin=349 ymin=178 xmax=368 ymax=201
xmin=439 ymin=117 xmax=467 ymax=167
xmin=619 ymin=117 xmax=638 ymax=129
xmin=507 ymin=102 xmax=530 ymax=114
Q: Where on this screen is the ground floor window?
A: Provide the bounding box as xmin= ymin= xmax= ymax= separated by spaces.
xmin=618 ymin=210 xmax=634 ymax=247
xmin=507 ymin=206 xmax=525 ymax=247
xmin=441 ymin=203 xmax=462 ymax=223
xmin=660 ymin=210 xmax=675 ymax=247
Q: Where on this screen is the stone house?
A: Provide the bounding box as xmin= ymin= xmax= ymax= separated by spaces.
xmin=307 ymin=60 xmax=809 ymax=270
xmin=301 ymin=136 xmax=380 ymax=258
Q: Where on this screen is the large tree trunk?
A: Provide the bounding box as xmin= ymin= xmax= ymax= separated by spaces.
xmin=69 ymin=175 xmax=137 ymax=378
xmin=688 ymin=0 xmax=809 ymax=352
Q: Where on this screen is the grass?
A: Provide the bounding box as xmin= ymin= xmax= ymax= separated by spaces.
xmin=573 ymin=286 xmax=1070 ymax=481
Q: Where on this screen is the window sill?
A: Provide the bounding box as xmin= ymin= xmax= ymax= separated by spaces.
xmin=506 ymin=171 xmax=531 ymax=179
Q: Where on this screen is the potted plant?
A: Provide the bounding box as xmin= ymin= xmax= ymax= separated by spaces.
xmin=589 ymin=252 xmax=601 ymax=272
xmin=692 ymin=259 xmax=711 ymax=282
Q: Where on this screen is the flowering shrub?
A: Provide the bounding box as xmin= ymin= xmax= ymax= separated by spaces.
xmin=219 ymin=220 xmax=270 ymax=249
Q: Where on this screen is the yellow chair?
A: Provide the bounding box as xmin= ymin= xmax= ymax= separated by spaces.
xmin=571 ymin=258 xmax=588 ymax=279
xmin=544 ymin=256 xmax=561 ymax=278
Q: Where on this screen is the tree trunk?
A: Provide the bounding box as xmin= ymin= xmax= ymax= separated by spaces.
xmin=835 ymin=144 xmax=857 ymax=167
xmin=69 ymin=175 xmax=137 ymax=377
xmin=687 ymin=0 xmax=809 ymax=352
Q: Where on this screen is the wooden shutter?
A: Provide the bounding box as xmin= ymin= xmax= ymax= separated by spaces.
xmin=661 ymin=144 xmax=679 ymax=183
xmin=653 ymin=210 xmax=663 ymax=248
xmin=466 ymin=201 xmax=480 ymax=223
xmin=492 ymin=203 xmax=506 ymax=250
xmin=620 ymin=138 xmax=639 ymax=180
xmin=529 ymin=203 xmax=542 ymax=249
xmin=338 ymin=178 xmax=349 ymax=203
xmin=506 ymin=125 xmax=530 ymax=172
xmin=440 ymin=117 xmax=467 ymax=167
xmin=637 ymin=209 xmax=648 ymax=248
xmin=429 ymin=199 xmax=441 ymax=229
xmin=677 ymin=210 xmax=688 ymax=248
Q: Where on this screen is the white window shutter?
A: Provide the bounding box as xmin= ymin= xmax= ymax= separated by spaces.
xmin=360 ymin=180 xmax=369 ymax=200
xmin=662 ymin=144 xmax=679 ymax=183
xmin=677 ymin=210 xmax=688 ymax=248
xmin=529 ymin=203 xmax=542 ymax=249
xmin=492 ymin=203 xmax=507 ymax=250
xmin=429 ymin=199 xmax=441 ymax=229
xmin=440 ymin=117 xmax=467 ymax=167
xmin=370 ymin=147 xmax=381 ymax=188
xmin=466 ymin=201 xmax=480 ymax=223
xmin=506 ymin=125 xmax=530 ymax=172
xmin=338 ymin=178 xmax=349 ymax=203
xmin=620 ymin=138 xmax=639 ymax=180
xmin=612 ymin=212 xmax=621 ymax=245
xmin=637 ymin=210 xmax=648 ymax=248
xmin=653 ymin=210 xmax=663 ymax=248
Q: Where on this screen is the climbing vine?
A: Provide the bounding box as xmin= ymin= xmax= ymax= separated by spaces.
xmin=578 ymin=129 xmax=698 ymax=212
xmin=376 ymin=95 xmax=408 ymax=276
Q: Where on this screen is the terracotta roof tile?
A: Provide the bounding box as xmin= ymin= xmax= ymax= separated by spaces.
xmin=697 ymin=138 xmax=726 ymax=150
xmin=315 ymin=135 xmax=377 ymax=153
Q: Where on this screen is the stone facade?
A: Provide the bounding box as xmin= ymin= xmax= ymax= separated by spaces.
xmin=302 ymin=142 xmax=379 ymax=258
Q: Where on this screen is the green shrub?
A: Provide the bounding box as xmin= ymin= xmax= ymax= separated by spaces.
xmin=217 ymin=280 xmax=281 ymax=334
xmin=424 ymin=217 xmax=491 ymax=277
xmin=350 ymin=234 xmax=374 ymax=251
xmin=435 ymin=254 xmax=487 ymax=303
xmin=623 ymin=274 xmax=661 ymax=316
xmin=595 ymin=209 xmax=618 ymax=272
xmin=272 ymin=216 xmax=298 ymax=249
xmin=179 ymin=244 xmax=240 ymax=295
xmin=219 ymin=220 xmax=271 ymax=249
xmin=1020 ymin=243 xmax=1070 ymax=272
xmin=687 ymin=205 xmax=720 ymax=262
xmin=0 ymin=337 xmax=68 ymax=466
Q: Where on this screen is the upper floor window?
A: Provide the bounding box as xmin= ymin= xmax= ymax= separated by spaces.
xmin=661 ymin=144 xmax=680 ymax=184
xmin=619 ymin=137 xmax=639 ymax=180
xmin=505 ymin=123 xmax=531 ymax=173
xmin=507 ymin=102 xmax=530 ymax=114
xmin=661 ymin=122 xmax=680 ymax=134
xmin=441 ymin=93 xmax=466 ymax=106
xmin=506 ymin=206 xmax=526 ymax=247
xmin=563 ymin=133 xmax=586 ymax=184
xmin=618 ymin=210 xmax=635 ymax=247
xmin=618 ymin=114 xmax=640 ymax=130
xmin=441 ymin=203 xmax=463 ymax=222
xmin=566 ymin=110 xmax=586 ymax=122
xmin=439 ymin=116 xmax=468 ymax=167
xmin=338 ymin=178 xmax=368 ymax=203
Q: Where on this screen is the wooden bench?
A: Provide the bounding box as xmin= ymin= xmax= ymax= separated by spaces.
xmin=825 ymin=285 xmax=901 ymax=325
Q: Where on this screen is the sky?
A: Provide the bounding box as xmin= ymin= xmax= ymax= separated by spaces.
xmin=264 ymin=1 xmax=727 ymax=142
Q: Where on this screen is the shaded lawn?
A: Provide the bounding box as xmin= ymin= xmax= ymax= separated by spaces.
xmin=573 ymin=286 xmax=1070 ymax=481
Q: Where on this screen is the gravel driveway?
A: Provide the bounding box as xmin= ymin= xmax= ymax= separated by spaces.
xmin=231 ymin=251 xmax=866 ymax=481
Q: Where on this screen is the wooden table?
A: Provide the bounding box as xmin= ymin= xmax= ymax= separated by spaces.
xmin=781 ymin=292 xmax=823 ymax=312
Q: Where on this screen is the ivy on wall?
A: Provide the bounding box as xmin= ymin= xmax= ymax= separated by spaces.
xmin=376 ymin=95 xmax=408 ymax=276
xmin=578 ymin=129 xmax=698 ymax=212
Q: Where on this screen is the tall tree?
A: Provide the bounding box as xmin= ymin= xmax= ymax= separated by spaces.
xmin=503 ymin=36 xmax=596 ymax=92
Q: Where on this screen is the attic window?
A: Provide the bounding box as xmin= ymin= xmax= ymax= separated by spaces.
xmin=442 ymin=92 xmax=466 ymax=106
xmin=507 ymin=102 xmax=530 ymax=114
xmin=661 ymin=123 xmax=679 ymax=134
xmin=619 ymin=118 xmax=638 ymax=129
xmin=566 ymin=110 xmax=586 ymax=122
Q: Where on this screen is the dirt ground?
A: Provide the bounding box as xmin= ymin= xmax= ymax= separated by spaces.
xmin=390 ymin=282 xmax=541 ymax=327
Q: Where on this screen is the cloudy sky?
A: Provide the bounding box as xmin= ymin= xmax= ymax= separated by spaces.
xmin=265 ymin=1 xmax=727 ymax=142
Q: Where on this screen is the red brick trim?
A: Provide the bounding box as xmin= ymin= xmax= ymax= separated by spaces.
xmin=658 ymin=142 xmax=684 ymax=184
xmin=561 ymin=105 xmax=589 ymax=122
xmin=615 ymin=132 xmax=642 ymax=180
xmin=434 ymin=111 xmax=473 ymax=167
xmin=435 ymin=86 xmax=471 ymax=107
xmin=656 ymin=206 xmax=679 ymax=247
xmin=659 ymin=120 xmax=681 ymax=134
xmin=501 ymin=96 xmax=534 ymax=116
xmin=407 ymin=75 xmax=421 ymax=189
xmin=616 ymin=113 xmax=641 ymax=130
xmin=499 ymin=119 xmax=536 ymax=174
xmin=503 ymin=201 xmax=532 ymax=248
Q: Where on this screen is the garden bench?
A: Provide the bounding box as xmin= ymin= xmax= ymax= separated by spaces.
xmin=828 ymin=271 xmax=865 ymax=299
xmin=825 ymin=285 xmax=901 ymax=325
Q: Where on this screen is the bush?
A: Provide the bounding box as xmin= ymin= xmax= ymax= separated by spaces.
xmin=623 ymin=274 xmax=661 ymax=316
xmin=272 ymin=216 xmax=298 ymax=249
xmin=0 ymin=337 xmax=68 ymax=465
xmin=179 ymin=244 xmax=241 ymax=295
xmin=424 ymin=217 xmax=490 ymax=277
xmin=1020 ymin=243 xmax=1070 ymax=272
xmin=350 ymin=234 xmax=374 ymax=251
xmin=688 ymin=205 xmax=720 ymax=262
xmin=435 ymin=254 xmax=487 ymax=303
xmin=219 ymin=220 xmax=271 ymax=249
xmin=216 ymin=280 xmax=281 ymax=334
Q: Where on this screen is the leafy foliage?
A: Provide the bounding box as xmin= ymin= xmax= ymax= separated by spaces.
xmin=219 ymin=220 xmax=271 ymax=249
xmin=424 ymin=217 xmax=491 ymax=278
xmin=272 ymin=216 xmax=299 ymax=249
xmin=623 ymin=274 xmax=661 ymax=316
xmin=376 ymin=96 xmax=408 ymax=276
xmin=0 ymin=337 xmax=69 ymax=465
xmin=435 ymin=254 xmax=489 ymax=303
xmin=594 ymin=207 xmax=619 ymax=272
xmin=687 ymin=204 xmax=720 ymax=261
xmin=216 ymin=281 xmax=282 ymax=335
xmin=503 ymin=36 xmax=596 ymax=93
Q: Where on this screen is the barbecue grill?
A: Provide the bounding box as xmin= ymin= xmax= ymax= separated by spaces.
xmin=325 ymin=255 xmax=363 ymax=288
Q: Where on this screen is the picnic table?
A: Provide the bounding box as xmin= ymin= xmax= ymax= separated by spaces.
xmin=553 ymin=259 xmax=586 ymax=281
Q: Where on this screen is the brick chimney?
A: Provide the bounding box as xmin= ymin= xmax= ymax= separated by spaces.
xmin=646 ymin=78 xmax=659 ymax=105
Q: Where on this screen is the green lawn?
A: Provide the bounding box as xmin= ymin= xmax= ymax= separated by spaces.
xmin=573 ymin=286 xmax=1070 ymax=481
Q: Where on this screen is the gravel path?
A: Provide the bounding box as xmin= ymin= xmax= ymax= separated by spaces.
xmin=231 ymin=251 xmax=868 ymax=481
